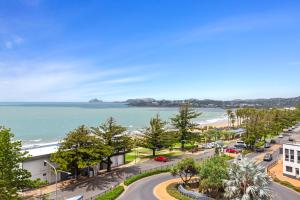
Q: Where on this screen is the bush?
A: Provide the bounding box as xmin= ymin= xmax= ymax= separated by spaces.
xmin=273 ymin=177 xmax=300 ymax=192
xmin=124 ymin=168 xmax=170 ymax=186
xmin=241 ymin=149 xmax=252 ymax=155
xmin=254 ymin=141 xmax=265 ymax=148
xmin=95 ymin=185 xmax=124 ymax=200
xmin=166 ymin=183 xmax=192 ymax=200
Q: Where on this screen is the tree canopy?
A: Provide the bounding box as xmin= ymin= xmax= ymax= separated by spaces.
xmin=91 ymin=117 xmax=131 ymax=171
xmin=0 ymin=126 xmax=33 ymax=199
xmin=51 ymin=125 xmax=112 ymax=177
xmin=170 ymin=157 xmax=200 ymax=185
xmin=171 ymin=103 xmax=201 ymax=150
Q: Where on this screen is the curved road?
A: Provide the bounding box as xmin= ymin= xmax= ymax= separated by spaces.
xmin=118 ymin=173 xmax=300 ymax=200
xmin=118 ymin=173 xmax=173 ymax=200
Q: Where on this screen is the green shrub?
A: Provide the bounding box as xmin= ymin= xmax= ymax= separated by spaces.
xmin=254 ymin=141 xmax=265 ymax=148
xmin=166 ymin=183 xmax=192 ymax=200
xmin=95 ymin=185 xmax=124 ymax=200
xmin=241 ymin=149 xmax=252 ymax=155
xmin=124 ymin=168 xmax=170 ymax=186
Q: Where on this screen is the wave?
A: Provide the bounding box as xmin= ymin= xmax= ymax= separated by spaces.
xmin=196 ymin=117 xmax=227 ymax=125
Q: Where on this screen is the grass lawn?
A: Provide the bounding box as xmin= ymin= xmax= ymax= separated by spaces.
xmin=125 ymin=147 xmax=183 ymax=163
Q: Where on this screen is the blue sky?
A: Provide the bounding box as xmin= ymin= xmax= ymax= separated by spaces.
xmin=0 ymin=0 xmax=300 ymax=101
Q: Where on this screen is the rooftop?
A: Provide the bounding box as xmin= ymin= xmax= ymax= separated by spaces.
xmin=22 ymin=142 xmax=60 ymax=157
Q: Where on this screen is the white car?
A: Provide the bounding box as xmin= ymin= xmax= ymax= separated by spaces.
xmin=278 ymin=134 xmax=283 ymax=138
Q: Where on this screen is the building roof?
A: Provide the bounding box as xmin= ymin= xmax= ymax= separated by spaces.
xmin=22 ymin=142 xmax=60 ymax=157
xmin=283 ymin=143 xmax=300 ymax=147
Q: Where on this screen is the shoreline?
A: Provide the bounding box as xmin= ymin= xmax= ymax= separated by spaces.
xmin=21 ymin=118 xmax=229 ymax=147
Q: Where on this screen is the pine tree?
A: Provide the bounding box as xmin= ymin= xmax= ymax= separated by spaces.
xmin=171 ymin=103 xmax=201 ymax=150
xmin=0 ymin=126 xmax=32 ymax=200
xmin=51 ymin=125 xmax=112 ymax=178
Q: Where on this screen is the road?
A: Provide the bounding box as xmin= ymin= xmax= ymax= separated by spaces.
xmin=51 ymin=147 xmax=215 ymax=199
xmin=118 ymin=125 xmax=300 ymax=200
xmin=118 ymin=173 xmax=173 ymax=200
xmin=48 ymin=125 xmax=300 ymax=199
xmin=118 ymin=171 xmax=300 ymax=200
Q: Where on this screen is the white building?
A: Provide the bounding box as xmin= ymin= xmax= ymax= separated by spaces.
xmin=283 ymin=143 xmax=300 ymax=179
xmin=22 ymin=142 xmax=125 ymax=184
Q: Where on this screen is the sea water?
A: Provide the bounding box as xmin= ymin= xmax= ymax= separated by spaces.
xmin=0 ymin=102 xmax=226 ymax=145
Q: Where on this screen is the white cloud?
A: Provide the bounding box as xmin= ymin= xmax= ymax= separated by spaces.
xmin=0 ymin=59 xmax=155 ymax=101
xmin=3 ymin=35 xmax=24 ymax=49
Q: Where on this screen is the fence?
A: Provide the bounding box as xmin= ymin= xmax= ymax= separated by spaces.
xmin=177 ymin=184 xmax=214 ymax=200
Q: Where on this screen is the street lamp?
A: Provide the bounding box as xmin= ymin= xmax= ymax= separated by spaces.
xmin=44 ymin=160 xmax=71 ymax=200
xmin=44 ymin=160 xmax=58 ymax=200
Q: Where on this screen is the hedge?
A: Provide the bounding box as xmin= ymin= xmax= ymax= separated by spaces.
xmin=273 ymin=177 xmax=300 ymax=193
xmin=166 ymin=183 xmax=193 ymax=200
xmin=124 ymin=167 xmax=170 ymax=186
xmin=95 ymin=185 xmax=124 ymax=200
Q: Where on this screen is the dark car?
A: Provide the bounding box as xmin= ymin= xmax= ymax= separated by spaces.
xmin=288 ymin=137 xmax=294 ymax=142
xmin=270 ymin=139 xmax=276 ymax=144
xmin=255 ymin=147 xmax=264 ymax=152
xmin=264 ymin=143 xmax=271 ymax=148
xmin=263 ymin=153 xmax=273 ymax=161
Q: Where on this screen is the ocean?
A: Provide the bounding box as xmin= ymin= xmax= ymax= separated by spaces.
xmin=0 ymin=102 xmax=226 ymax=145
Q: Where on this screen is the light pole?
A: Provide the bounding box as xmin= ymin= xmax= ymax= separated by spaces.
xmin=44 ymin=160 xmax=72 ymax=200
xmin=44 ymin=160 xmax=58 ymax=200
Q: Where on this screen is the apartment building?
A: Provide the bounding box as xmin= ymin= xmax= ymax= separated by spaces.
xmin=283 ymin=143 xmax=300 ymax=179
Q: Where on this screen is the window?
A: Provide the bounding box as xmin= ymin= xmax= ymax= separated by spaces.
xmin=298 ymin=151 xmax=300 ymax=164
xmin=43 ymin=173 xmax=47 ymax=176
xmin=286 ymin=166 xmax=293 ymax=172
xmin=290 ymin=150 xmax=294 ymax=162
xmin=285 ymin=149 xmax=289 ymax=161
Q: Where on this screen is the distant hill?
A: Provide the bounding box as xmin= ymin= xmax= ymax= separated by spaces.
xmin=88 ymin=98 xmax=103 ymax=103
xmin=125 ymin=96 xmax=300 ymax=108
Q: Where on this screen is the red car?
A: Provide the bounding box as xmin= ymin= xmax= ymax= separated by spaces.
xmin=154 ymin=156 xmax=168 ymax=162
xmin=226 ymin=148 xmax=239 ymax=153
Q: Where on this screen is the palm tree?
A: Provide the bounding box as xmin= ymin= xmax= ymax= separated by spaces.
xmin=230 ymin=112 xmax=236 ymax=128
xmin=224 ymin=157 xmax=272 ymax=200
xmin=226 ymin=109 xmax=232 ymax=128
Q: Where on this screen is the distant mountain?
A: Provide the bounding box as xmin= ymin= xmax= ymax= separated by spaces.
xmin=88 ymin=98 xmax=103 ymax=103
xmin=125 ymin=96 xmax=300 ymax=108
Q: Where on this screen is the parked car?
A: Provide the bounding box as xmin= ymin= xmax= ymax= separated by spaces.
xmin=264 ymin=143 xmax=271 ymax=148
xmin=263 ymin=153 xmax=273 ymax=161
xmin=226 ymin=148 xmax=239 ymax=153
xmin=154 ymin=156 xmax=168 ymax=162
xmin=270 ymin=139 xmax=276 ymax=144
xmin=278 ymin=134 xmax=283 ymax=138
xmin=255 ymin=147 xmax=264 ymax=152
xmin=235 ymin=141 xmax=246 ymax=148
xmin=288 ymin=137 xmax=294 ymax=142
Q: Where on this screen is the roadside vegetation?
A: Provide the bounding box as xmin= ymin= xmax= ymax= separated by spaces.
xmin=168 ymin=155 xmax=273 ymax=200
xmin=166 ymin=183 xmax=193 ymax=200
xmin=124 ymin=167 xmax=170 ymax=186
xmin=273 ymin=177 xmax=300 ymax=193
xmin=95 ymin=185 xmax=124 ymax=200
